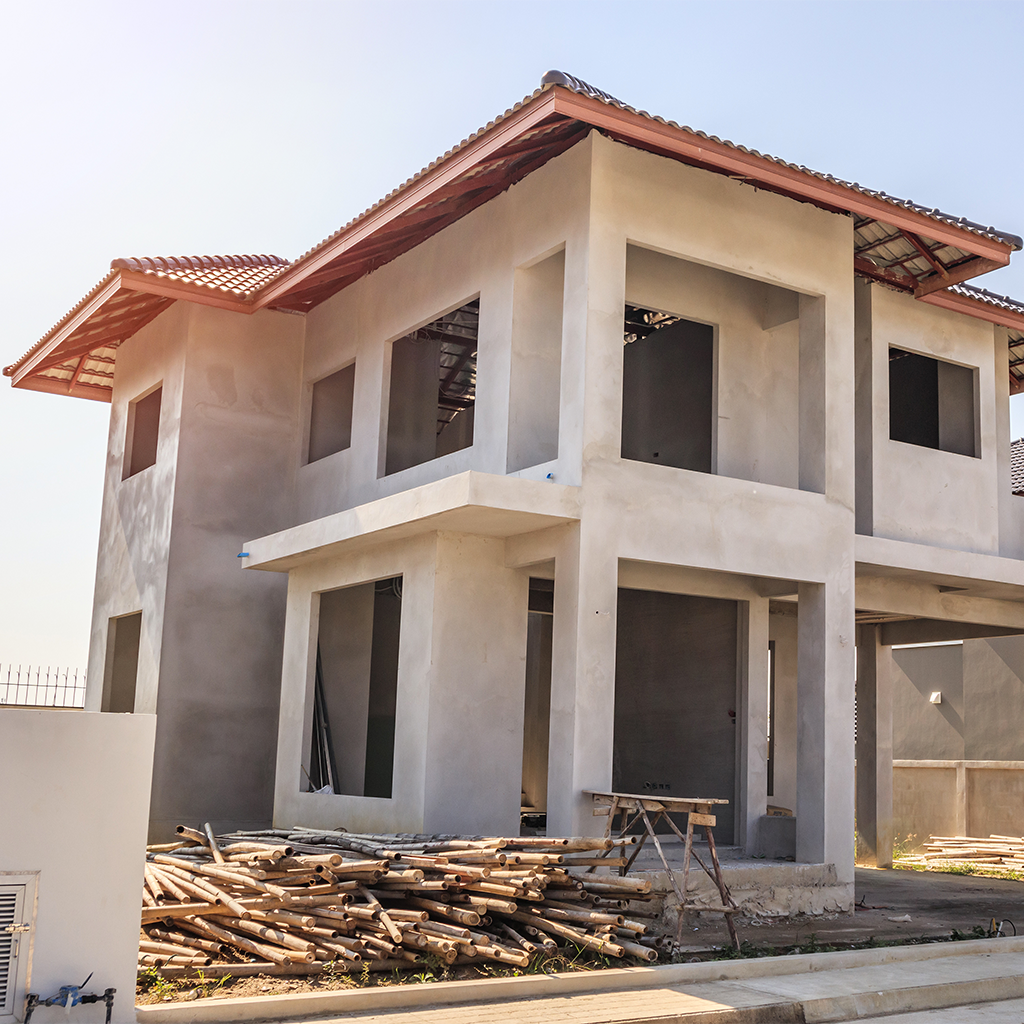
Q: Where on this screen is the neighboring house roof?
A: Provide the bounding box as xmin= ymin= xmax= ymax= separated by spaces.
xmin=1013 ymin=438 xmax=1024 ymax=496
xmin=6 ymin=71 xmax=1024 ymax=402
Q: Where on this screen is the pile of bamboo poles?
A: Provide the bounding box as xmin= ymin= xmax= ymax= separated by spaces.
xmin=140 ymin=824 xmax=664 ymax=979
xmin=898 ymin=833 xmax=1024 ymax=869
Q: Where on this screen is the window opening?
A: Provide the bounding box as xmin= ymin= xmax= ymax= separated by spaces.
xmin=889 ymin=348 xmax=976 ymax=457
xmin=508 ymin=251 xmax=564 ymax=472
xmin=101 ymin=612 xmax=141 ymax=713
xmin=521 ymin=578 xmax=553 ymax=834
xmin=307 ymin=576 xmax=402 ymax=798
xmin=385 ymin=300 xmax=478 ymax=475
xmin=621 ymin=305 xmax=714 ymax=473
xmin=308 ymin=363 xmax=355 ymax=463
xmin=123 ymin=386 xmax=161 ymax=479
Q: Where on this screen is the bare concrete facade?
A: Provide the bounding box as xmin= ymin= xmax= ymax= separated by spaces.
xmin=9 ymin=76 xmax=1024 ymax=910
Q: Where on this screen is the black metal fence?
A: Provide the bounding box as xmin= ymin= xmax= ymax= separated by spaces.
xmin=0 ymin=664 xmax=87 ymax=708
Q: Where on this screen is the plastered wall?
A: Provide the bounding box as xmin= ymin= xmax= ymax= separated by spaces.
xmin=862 ymin=284 xmax=1002 ymax=553
xmin=0 ymin=710 xmax=154 ymax=1024
xmin=273 ymin=530 xmax=530 ymax=836
xmin=86 ymin=301 xmax=305 ymax=838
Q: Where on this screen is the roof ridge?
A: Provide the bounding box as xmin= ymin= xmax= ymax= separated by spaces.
xmin=112 ymin=254 xmax=290 ymax=274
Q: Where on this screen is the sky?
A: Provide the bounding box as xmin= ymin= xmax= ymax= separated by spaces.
xmin=2 ymin=0 xmax=1024 ymax=671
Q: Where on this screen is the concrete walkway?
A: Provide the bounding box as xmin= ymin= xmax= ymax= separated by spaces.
xmin=138 ymin=936 xmax=1024 ymax=1024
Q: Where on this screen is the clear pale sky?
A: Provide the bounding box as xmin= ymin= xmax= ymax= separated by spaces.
xmin=2 ymin=0 xmax=1023 ymax=670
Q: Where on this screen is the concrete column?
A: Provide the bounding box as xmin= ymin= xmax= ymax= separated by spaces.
xmin=855 ymin=623 xmax=894 ymax=867
xmin=546 ymin=523 xmax=619 ymax=836
xmin=422 ymin=532 xmax=530 ymax=835
xmin=796 ymin=580 xmax=856 ymax=883
xmin=738 ymin=598 xmax=770 ymax=852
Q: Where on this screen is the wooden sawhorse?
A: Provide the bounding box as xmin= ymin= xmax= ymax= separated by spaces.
xmin=584 ymin=790 xmax=741 ymax=950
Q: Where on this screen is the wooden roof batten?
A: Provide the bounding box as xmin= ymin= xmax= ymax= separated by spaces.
xmin=6 ymin=72 xmax=1024 ymax=401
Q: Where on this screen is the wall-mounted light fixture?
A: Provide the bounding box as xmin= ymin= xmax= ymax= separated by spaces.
xmin=929 ymin=691 xmax=942 ymax=704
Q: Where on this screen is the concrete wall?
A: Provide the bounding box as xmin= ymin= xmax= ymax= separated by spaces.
xmin=86 ymin=301 xmax=304 ymax=838
xmin=891 ymin=636 xmax=1024 ymax=847
xmin=274 ymin=530 xmax=530 ymax=836
xmin=0 ymin=710 xmax=154 ymax=1024
xmin=862 ymin=284 xmax=1001 ymax=553
xmin=294 ymin=136 xmax=592 ymax=527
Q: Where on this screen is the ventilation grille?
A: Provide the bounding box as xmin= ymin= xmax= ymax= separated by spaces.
xmin=0 ymin=888 xmax=16 ymax=1016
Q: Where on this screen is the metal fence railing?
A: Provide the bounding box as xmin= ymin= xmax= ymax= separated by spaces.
xmin=0 ymin=664 xmax=87 ymax=708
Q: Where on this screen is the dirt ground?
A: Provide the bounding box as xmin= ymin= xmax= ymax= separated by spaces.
xmin=677 ymin=866 xmax=1024 ymax=950
xmin=138 ymin=867 xmax=1024 ymax=1005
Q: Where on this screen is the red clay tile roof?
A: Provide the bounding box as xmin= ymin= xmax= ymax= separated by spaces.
xmin=6 ymin=72 xmax=1024 ymax=401
xmin=111 ymin=254 xmax=289 ymax=297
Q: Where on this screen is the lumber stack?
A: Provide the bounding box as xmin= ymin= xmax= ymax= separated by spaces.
xmin=898 ymin=833 xmax=1024 ymax=870
xmin=139 ymin=825 xmax=664 ymax=978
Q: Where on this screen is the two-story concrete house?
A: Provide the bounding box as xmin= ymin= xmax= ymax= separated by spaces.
xmin=8 ymin=73 xmax=1024 ymax=913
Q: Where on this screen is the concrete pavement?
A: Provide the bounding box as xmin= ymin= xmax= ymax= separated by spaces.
xmin=138 ymin=935 xmax=1024 ymax=1024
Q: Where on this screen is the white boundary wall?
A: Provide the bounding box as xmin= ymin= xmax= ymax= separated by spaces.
xmin=0 ymin=710 xmax=154 ymax=1024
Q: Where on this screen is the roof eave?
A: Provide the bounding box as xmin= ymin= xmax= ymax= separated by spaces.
xmin=255 ymin=89 xmax=563 ymax=310
xmin=548 ymin=88 xmax=1019 ymax=266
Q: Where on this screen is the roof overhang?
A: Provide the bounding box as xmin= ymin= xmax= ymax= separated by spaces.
xmin=7 ymin=76 xmax=1022 ymax=400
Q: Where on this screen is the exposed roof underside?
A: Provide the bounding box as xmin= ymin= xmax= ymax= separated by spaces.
xmin=6 ymin=72 xmax=1023 ymax=402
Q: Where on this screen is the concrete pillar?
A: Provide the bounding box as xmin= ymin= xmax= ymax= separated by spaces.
xmin=738 ymin=597 xmax=770 ymax=852
xmin=796 ymin=580 xmax=856 ymax=882
xmin=855 ymin=623 xmax=894 ymax=867
xmin=546 ymin=523 xmax=619 ymax=836
xmin=422 ymin=533 xmax=530 ymax=835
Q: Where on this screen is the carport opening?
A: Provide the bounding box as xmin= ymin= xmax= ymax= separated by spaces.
xmin=307 ymin=576 xmax=402 ymax=797
xmin=621 ymin=306 xmax=714 ymax=473
xmin=385 ymin=300 xmax=478 ymax=475
xmin=613 ymin=588 xmax=738 ymax=843
xmin=889 ymin=348 xmax=977 ymax=457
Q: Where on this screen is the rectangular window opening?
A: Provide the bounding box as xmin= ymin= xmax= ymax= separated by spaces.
xmin=307 ymin=576 xmax=402 ymax=798
xmin=889 ymin=348 xmax=977 ymax=457
xmin=621 ymin=305 xmax=714 ymax=473
xmin=520 ymin=578 xmax=553 ymax=834
xmin=385 ymin=300 xmax=478 ymax=476
xmin=508 ymin=251 xmax=564 ymax=472
xmin=308 ymin=363 xmax=355 ymax=463
xmin=123 ymin=386 xmax=162 ymax=479
xmin=102 ymin=611 xmax=141 ymax=713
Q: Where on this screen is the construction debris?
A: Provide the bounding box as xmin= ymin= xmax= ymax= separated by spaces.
xmin=898 ymin=834 xmax=1024 ymax=871
xmin=139 ymin=824 xmax=665 ymax=978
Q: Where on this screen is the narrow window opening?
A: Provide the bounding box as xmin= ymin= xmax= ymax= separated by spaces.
xmin=123 ymin=386 xmax=161 ymax=479
xmin=385 ymin=300 xmax=478 ymax=475
xmin=308 ymin=363 xmax=355 ymax=463
xmin=621 ymin=306 xmax=714 ymax=473
xmin=521 ymin=578 xmax=553 ymax=834
xmin=102 ymin=612 xmax=141 ymax=713
xmin=508 ymin=251 xmax=564 ymax=472
xmin=307 ymin=577 xmax=402 ymax=798
xmin=889 ymin=348 xmax=976 ymax=457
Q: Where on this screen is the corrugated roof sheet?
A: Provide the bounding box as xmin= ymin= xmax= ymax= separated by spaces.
xmin=1012 ymin=438 xmax=1024 ymax=496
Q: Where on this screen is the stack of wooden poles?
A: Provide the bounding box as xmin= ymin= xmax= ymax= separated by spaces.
xmin=898 ymin=833 xmax=1024 ymax=870
xmin=140 ymin=824 xmax=666 ymax=978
